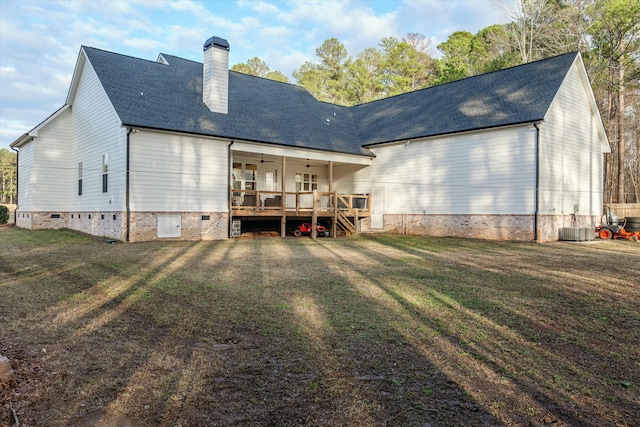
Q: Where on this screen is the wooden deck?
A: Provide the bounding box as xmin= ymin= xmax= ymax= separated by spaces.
xmin=230 ymin=190 xmax=370 ymax=237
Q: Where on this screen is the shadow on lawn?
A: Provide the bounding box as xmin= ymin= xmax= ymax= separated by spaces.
xmin=2 ymin=230 xmax=638 ymax=426
xmin=2 ymin=232 xmax=499 ymax=426
xmin=353 ymin=234 xmax=639 ymax=426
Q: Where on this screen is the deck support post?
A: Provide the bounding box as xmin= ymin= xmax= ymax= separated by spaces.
xmin=312 ymin=190 xmax=318 ymax=239
xmin=329 ymin=161 xmax=333 ymax=193
xmin=333 ymin=192 xmax=338 ymax=238
xmin=281 ymin=156 xmax=287 ymax=237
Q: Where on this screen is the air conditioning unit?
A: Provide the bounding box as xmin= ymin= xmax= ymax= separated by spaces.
xmin=561 ymin=227 xmax=583 ymax=241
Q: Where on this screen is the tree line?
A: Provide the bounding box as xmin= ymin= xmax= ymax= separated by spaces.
xmin=0 ymin=148 xmax=17 ymax=205
xmin=232 ymin=0 xmax=639 ymax=204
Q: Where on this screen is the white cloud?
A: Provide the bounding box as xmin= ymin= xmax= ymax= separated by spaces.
xmin=0 ymin=0 xmax=510 ymax=148
xmin=0 ymin=67 xmax=17 ymax=75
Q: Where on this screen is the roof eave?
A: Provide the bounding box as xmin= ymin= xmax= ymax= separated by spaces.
xmin=122 ymin=123 xmax=375 ymax=158
xmin=10 ymin=133 xmax=34 ymax=148
xmin=362 ymin=120 xmax=544 ymax=148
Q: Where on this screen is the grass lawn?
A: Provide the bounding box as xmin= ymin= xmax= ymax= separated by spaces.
xmin=1 ymin=227 xmax=638 ymax=426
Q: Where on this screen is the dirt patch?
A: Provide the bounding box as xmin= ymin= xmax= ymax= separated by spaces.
xmin=1 ymin=228 xmax=638 ymax=426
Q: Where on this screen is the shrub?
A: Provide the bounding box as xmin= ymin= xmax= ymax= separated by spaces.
xmin=0 ymin=205 xmax=9 ymax=224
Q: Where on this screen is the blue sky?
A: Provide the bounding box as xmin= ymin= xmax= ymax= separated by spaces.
xmin=0 ymin=0 xmax=511 ymax=149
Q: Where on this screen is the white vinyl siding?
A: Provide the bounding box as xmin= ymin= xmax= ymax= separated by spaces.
xmin=203 ymin=45 xmax=229 ymax=114
xmin=130 ymin=131 xmax=228 ymax=212
xmin=349 ymin=126 xmax=536 ymax=215
xmin=539 ymin=63 xmax=604 ymax=217
xmin=16 ymin=141 xmax=34 ymax=211
xmin=70 ymin=58 xmax=125 ymax=211
xmin=31 ymin=108 xmax=73 ymax=210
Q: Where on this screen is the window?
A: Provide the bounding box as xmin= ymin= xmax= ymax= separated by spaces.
xmin=78 ymin=162 xmax=83 ymax=195
xmin=232 ymin=162 xmax=242 ymax=190
xmin=102 ymin=154 xmax=109 ymax=193
xmin=244 ymin=163 xmax=257 ymax=190
xmin=296 ymin=173 xmax=318 ymax=191
xmin=232 ymin=162 xmax=257 ymax=190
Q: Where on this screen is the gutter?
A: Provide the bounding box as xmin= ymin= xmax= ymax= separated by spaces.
xmin=228 ymin=140 xmax=234 ymax=238
xmin=10 ymin=145 xmax=18 ymax=225
xmin=533 ymin=122 xmax=541 ymax=242
xmin=126 ymin=128 xmax=132 ymax=242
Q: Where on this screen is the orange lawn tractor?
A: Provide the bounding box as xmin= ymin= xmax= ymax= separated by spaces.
xmin=596 ymin=207 xmax=640 ymax=241
xmin=293 ymin=223 xmax=330 ymax=237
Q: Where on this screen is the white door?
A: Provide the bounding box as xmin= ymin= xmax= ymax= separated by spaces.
xmin=265 ymin=170 xmax=275 ymax=191
xmin=371 ymin=187 xmax=384 ymax=229
xmin=157 ymin=215 xmax=181 ymax=238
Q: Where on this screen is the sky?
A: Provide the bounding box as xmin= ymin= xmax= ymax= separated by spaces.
xmin=0 ymin=0 xmax=512 ymax=149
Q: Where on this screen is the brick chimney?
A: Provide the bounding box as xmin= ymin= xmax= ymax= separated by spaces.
xmin=203 ymin=36 xmax=230 ymax=114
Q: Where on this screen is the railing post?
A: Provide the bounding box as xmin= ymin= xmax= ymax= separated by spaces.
xmin=312 ymin=190 xmax=318 ymax=239
xmin=333 ymin=192 xmax=338 ymax=238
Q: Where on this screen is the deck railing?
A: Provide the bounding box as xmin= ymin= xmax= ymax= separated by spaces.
xmin=231 ymin=190 xmax=369 ymax=214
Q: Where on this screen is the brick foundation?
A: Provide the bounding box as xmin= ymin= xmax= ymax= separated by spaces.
xmin=128 ymin=211 xmax=228 ymax=242
xmin=13 ymin=210 xmax=228 ymax=242
xmin=537 ymin=214 xmax=599 ymax=242
xmin=359 ymin=213 xmax=599 ymax=242
xmin=13 ymin=210 xmax=599 ymax=243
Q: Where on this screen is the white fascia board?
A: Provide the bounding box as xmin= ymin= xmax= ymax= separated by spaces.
xmin=66 ymin=47 xmax=87 ymax=105
xmin=232 ymin=140 xmax=373 ymax=165
xmin=573 ymin=53 xmax=610 ymax=153
xmin=156 ymin=54 xmax=170 ymax=65
xmin=10 ymin=133 xmax=33 ymax=148
xmin=366 ymin=122 xmax=534 ymax=149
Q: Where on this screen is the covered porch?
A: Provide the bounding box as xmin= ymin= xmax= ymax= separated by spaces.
xmin=229 ymin=145 xmax=373 ymax=238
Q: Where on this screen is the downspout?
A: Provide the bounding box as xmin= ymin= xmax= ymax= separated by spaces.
xmin=126 ymin=127 xmax=132 ymax=242
xmin=533 ymin=122 xmax=541 ymax=242
xmin=228 ymin=140 xmax=234 ymax=238
xmin=11 ymin=146 xmax=18 ymax=225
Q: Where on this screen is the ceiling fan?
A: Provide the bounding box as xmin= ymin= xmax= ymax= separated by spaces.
xmin=260 ymin=154 xmax=275 ymax=163
xmin=306 ymin=159 xmax=321 ymax=168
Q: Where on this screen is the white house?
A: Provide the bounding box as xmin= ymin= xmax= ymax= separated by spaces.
xmin=10 ymin=36 xmax=609 ymax=242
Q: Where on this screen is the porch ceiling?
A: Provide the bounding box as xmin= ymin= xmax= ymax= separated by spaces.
xmin=231 ymin=141 xmax=373 ymax=166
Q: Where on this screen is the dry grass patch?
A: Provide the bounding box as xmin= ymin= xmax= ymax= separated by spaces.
xmin=1 ymin=227 xmax=638 ymax=426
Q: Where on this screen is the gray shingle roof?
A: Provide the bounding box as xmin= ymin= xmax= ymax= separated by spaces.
xmin=82 ymin=46 xmax=578 ymax=154
xmin=83 ymin=47 xmax=366 ymax=156
xmin=354 ymin=52 xmax=578 ymax=146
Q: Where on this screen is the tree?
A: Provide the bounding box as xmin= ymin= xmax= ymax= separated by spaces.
xmin=499 ymin=0 xmax=557 ymax=63
xmin=0 ymin=205 xmax=9 ymax=224
xmin=435 ymin=31 xmax=474 ymax=84
xmin=380 ymin=37 xmax=429 ymax=95
xmin=470 ymin=24 xmax=520 ymax=73
xmin=265 ymin=70 xmax=290 ymax=83
xmin=587 ymin=0 xmax=640 ymax=202
xmin=232 ymin=57 xmax=290 ymax=83
xmin=344 ymin=48 xmax=384 ymax=104
xmin=293 ymin=38 xmax=352 ymax=105
xmin=0 ymin=148 xmax=17 ymax=205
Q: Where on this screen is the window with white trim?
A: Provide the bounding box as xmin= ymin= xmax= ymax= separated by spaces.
xmin=102 ymin=154 xmax=108 ymax=193
xmin=78 ymin=162 xmax=83 ymax=195
xmin=295 ymin=172 xmax=317 ymax=191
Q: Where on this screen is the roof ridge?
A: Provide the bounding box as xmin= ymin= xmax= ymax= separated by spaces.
xmin=82 ymin=46 xmax=167 ymax=65
xmin=157 ymin=53 xmax=202 ymax=65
